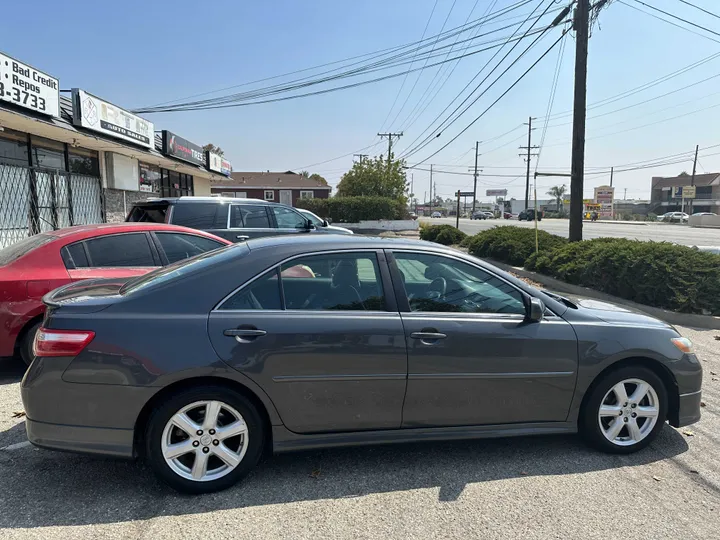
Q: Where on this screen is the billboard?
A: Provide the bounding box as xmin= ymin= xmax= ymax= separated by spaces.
xmin=486 ymin=189 xmax=508 ymax=197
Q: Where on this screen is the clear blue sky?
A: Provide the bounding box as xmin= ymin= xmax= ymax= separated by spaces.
xmin=4 ymin=0 xmax=719 ymax=202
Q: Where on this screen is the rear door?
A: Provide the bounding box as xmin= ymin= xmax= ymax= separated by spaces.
xmin=207 ymin=250 xmax=408 ymax=434
xmin=63 ymin=233 xmax=161 ymax=281
xmin=219 ymin=203 xmax=277 ymax=242
xmin=151 ymin=232 xmax=227 ymax=264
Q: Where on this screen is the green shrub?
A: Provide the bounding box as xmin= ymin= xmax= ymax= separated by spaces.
xmin=466 ymin=226 xmax=568 ymax=266
xmin=419 ymin=224 xmax=467 ymax=245
xmin=296 ymin=196 xmax=405 ymax=222
xmin=525 ymin=238 xmax=720 ymax=315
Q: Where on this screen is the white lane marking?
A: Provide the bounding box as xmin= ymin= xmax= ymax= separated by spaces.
xmin=1 ymin=440 xmax=31 ymax=451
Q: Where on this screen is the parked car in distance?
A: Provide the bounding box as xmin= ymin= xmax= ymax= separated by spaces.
xmin=126 ymin=196 xmax=348 ymax=243
xmin=657 ymin=212 xmax=673 ymax=222
xmin=296 ymin=208 xmax=353 ymax=235
xmin=518 ymin=209 xmax=542 ymax=221
xmin=503 ymin=212 xmax=515 ymax=219
xmin=483 ymin=211 xmax=495 ymax=219
xmin=430 ymin=211 xmax=442 ymax=218
xmin=470 ymin=211 xmax=487 ymax=220
xmin=691 ymin=212 xmax=717 ymax=217
xmin=23 ymin=235 xmax=702 ymax=494
xmin=0 ymin=223 xmax=230 ymax=365
xmin=665 ymin=212 xmax=689 ymax=223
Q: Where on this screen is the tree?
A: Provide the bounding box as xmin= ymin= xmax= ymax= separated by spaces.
xmin=309 ymin=173 xmax=328 ymax=186
xmin=547 ymin=184 xmax=567 ymax=210
xmin=203 ymin=143 xmax=224 ymax=156
xmin=300 ymin=170 xmax=310 ymax=178
xmin=336 ymin=154 xmax=407 ymax=204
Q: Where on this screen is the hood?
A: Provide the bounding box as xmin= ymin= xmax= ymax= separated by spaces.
xmin=326 ymin=224 xmax=353 ymax=234
xmin=545 ymin=291 xmax=671 ymax=328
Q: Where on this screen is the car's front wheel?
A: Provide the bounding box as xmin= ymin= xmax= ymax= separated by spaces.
xmin=580 ymin=366 xmax=668 ymax=454
xmin=145 ymin=386 xmax=264 ymax=494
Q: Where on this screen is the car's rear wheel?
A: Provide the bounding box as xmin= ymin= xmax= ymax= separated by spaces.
xmin=145 ymin=386 xmax=264 ymax=494
xmin=19 ymin=320 xmax=42 ymax=366
xmin=580 ymin=366 xmax=668 ymax=454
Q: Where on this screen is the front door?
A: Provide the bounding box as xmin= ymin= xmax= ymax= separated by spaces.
xmin=388 ymin=250 xmax=578 ymax=428
xmin=208 ymin=250 xmax=407 ymax=433
xmin=279 ymin=190 xmax=292 ymax=206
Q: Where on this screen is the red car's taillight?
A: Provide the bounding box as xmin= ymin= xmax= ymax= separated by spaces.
xmin=33 ymin=328 xmax=95 ymax=357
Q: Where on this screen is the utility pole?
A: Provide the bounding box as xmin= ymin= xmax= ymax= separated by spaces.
xmin=472 ymin=141 xmax=480 ymax=212
xmin=429 ymin=164 xmax=433 ymax=212
xmin=610 ymin=166 xmax=614 ymax=187
xmin=569 ymin=0 xmax=590 ymax=242
xmin=353 ymin=154 xmax=368 ymax=163
xmin=519 ymin=117 xmax=539 ymax=210
xmin=690 ymin=144 xmax=699 ymax=215
xmin=377 ymin=132 xmax=403 ymax=177
xmin=610 ymin=166 xmax=614 ymax=220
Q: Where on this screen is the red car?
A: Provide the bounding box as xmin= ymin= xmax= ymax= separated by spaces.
xmin=0 ymin=223 xmax=230 ymax=365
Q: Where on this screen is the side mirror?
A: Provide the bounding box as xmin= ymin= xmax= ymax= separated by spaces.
xmin=322 ymin=219 xmax=329 ymax=227
xmin=527 ymin=297 xmax=545 ymax=322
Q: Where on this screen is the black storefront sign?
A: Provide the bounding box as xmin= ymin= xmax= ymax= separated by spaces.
xmin=161 ymin=130 xmax=205 ymax=166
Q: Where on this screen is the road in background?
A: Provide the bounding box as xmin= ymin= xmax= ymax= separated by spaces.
xmin=422 ymin=217 xmax=719 ymax=247
xmin=0 ymin=326 xmax=718 ymax=539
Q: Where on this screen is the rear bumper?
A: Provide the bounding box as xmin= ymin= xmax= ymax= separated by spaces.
xmin=26 ymin=418 xmax=134 ymax=458
xmin=675 ymin=390 xmax=702 ymax=428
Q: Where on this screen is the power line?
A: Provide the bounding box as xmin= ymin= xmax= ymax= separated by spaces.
xmin=676 ymin=0 xmax=720 ymax=21
xmin=618 ymin=1 xmax=720 ymax=44
xmin=629 ymin=0 xmax=720 ymax=38
xmin=399 ymin=0 xmax=558 ymax=158
xmin=378 ymin=0 xmax=439 ymax=132
xmin=290 ymin=140 xmax=384 ymax=171
xmin=535 ymin=31 xmax=567 ymax=172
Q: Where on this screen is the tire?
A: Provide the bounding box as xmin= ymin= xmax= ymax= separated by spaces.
xmin=580 ymin=365 xmax=668 ymax=454
xmin=145 ymin=385 xmax=265 ymax=494
xmin=19 ymin=320 xmax=42 ymax=367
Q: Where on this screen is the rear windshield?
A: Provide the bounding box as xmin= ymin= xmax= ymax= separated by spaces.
xmin=126 ymin=203 xmax=169 ymax=223
xmin=120 ymin=242 xmax=245 ymax=295
xmin=171 ymin=203 xmax=220 ymax=229
xmin=0 ymin=234 xmax=54 ymax=266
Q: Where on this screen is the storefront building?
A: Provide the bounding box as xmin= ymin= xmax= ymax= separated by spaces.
xmin=0 ymin=52 xmax=232 ymax=248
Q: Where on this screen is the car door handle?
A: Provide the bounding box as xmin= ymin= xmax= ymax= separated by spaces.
xmin=223 ymin=328 xmax=266 ymax=343
xmin=410 ymin=332 xmax=447 ymax=341
xmin=236 ymin=235 xmax=250 ymax=241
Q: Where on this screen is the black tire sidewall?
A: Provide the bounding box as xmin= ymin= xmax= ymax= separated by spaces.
xmin=20 ymin=321 xmax=42 ymax=366
xmin=145 ymin=386 xmax=265 ymax=494
xmin=580 ymin=366 xmax=668 ymax=454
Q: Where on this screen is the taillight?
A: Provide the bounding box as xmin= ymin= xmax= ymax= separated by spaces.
xmin=33 ymin=328 xmax=95 ymax=357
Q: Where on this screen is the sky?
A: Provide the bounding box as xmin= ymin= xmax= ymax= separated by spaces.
xmin=3 ymin=0 xmax=720 ymax=203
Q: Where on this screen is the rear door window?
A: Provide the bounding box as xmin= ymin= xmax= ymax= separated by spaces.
xmin=84 ymin=233 xmax=156 ymax=267
xmin=170 ymin=203 xmax=219 ymax=229
xmin=229 ymin=205 xmax=271 ymax=229
xmin=155 ymin=232 xmax=225 ymax=264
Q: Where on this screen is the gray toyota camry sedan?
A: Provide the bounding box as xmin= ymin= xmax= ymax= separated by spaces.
xmin=21 ymin=235 xmax=702 ymax=494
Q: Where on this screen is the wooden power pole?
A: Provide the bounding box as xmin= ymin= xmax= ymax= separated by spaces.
xmin=519 ymin=117 xmax=538 ymax=210
xmin=569 ymin=0 xmax=590 ymax=242
xmin=472 ymin=141 xmax=480 ymax=212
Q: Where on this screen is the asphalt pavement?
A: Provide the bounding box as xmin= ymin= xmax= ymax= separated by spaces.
xmin=423 ymin=217 xmax=720 ymax=247
xmin=0 ymin=326 xmax=718 ymax=539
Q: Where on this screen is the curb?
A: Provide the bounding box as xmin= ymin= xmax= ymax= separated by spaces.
xmin=487 ymin=259 xmax=720 ymax=330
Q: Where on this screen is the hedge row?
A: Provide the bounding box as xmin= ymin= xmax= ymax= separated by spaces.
xmin=422 ymin=224 xmax=720 ymax=315
xmin=526 ymin=238 xmax=720 ymax=315
xmin=419 ymin=224 xmax=467 ymax=245
xmin=296 ymin=196 xmax=406 ymax=222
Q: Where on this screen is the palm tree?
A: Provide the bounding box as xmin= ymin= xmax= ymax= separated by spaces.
xmin=547 ymin=185 xmax=567 ymax=211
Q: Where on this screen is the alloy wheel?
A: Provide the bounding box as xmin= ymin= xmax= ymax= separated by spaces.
xmin=598 ymin=378 xmax=659 ymax=447
xmin=161 ymin=400 xmax=249 ymax=482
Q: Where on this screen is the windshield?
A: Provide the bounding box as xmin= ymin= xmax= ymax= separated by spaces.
xmin=299 ymin=210 xmax=324 ymax=226
xmin=120 ymin=243 xmax=243 ymax=295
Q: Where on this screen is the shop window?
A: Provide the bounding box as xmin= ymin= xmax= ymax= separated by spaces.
xmin=264 ymin=190 xmax=274 ymax=201
xmin=0 ymin=128 xmax=29 ymax=166
xmin=139 ymin=162 xmax=161 ymax=193
xmin=69 ymin=147 xmax=100 ymax=177
xmin=31 ymin=136 xmax=65 ymax=170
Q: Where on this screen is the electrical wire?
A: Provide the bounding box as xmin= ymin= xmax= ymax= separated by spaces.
xmin=629 ymin=0 xmax=720 ymax=38
xmin=534 ymin=29 xmax=567 ymax=172
xmin=676 ymin=0 xmax=720 ymax=21
xmin=618 ymin=1 xmax=720 ymax=45
xmin=378 ymin=0 xmax=439 ymax=132
xmin=400 ymin=0 xmax=562 ymax=159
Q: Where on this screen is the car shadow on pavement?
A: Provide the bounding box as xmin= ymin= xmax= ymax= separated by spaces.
xmin=0 ymin=425 xmax=691 ymax=529
xmin=0 ymin=356 xmax=25 ymax=385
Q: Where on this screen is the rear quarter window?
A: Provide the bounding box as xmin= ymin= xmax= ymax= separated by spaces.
xmin=170 ymin=203 xmax=220 ymax=229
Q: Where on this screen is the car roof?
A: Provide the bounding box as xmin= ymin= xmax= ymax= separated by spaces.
xmin=44 ymin=222 xmax=230 ymax=242
xmin=244 ymin=233 xmax=439 ymax=253
xmin=141 ymin=196 xmax=269 ymax=205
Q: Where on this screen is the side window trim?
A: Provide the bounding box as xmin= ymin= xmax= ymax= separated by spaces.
xmin=214 ymin=249 xmax=393 ymax=312
xmin=149 ymin=232 xmax=169 ymax=266
xmin=386 ymin=249 xmax=530 ymax=316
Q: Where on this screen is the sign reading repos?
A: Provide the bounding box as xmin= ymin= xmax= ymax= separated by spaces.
xmin=162 ymin=131 xmax=204 ymax=166
xmin=71 ymin=89 xmax=154 ymax=149
xmin=0 ymin=52 xmax=59 ymax=117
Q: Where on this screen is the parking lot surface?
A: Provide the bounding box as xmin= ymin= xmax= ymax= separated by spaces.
xmin=0 ymin=325 xmax=718 ymax=539
xmin=422 ymin=217 xmax=720 ymax=247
